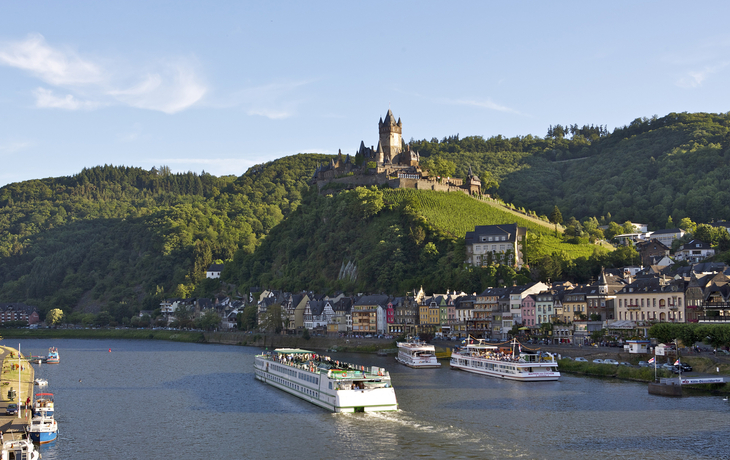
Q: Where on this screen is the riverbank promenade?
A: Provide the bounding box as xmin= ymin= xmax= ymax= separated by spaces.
xmin=0 ymin=346 xmax=35 ymax=432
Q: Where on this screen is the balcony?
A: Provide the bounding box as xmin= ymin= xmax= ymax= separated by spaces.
xmin=698 ymin=316 xmax=730 ymax=323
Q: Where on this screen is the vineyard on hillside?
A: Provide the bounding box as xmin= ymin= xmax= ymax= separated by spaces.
xmin=383 ymin=189 xmax=604 ymax=260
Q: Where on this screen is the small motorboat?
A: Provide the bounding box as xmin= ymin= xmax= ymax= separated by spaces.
xmin=26 ymin=415 xmax=58 ymax=444
xmin=33 ymin=393 xmax=54 ymax=417
xmin=34 ymin=378 xmax=48 ymax=387
xmin=46 ymin=347 xmax=59 ymax=364
xmin=1 ymin=430 xmax=39 ymax=460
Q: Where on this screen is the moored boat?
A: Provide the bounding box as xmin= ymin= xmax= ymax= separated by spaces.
xmin=450 ymin=338 xmax=560 ymax=381
xmin=1 ymin=430 xmax=39 ymax=460
xmin=26 ymin=415 xmax=57 ymax=444
xmin=395 ymin=339 xmax=441 ymax=368
xmin=254 ymin=348 xmax=398 ymax=413
xmin=33 ymin=378 xmax=48 ymax=387
xmin=33 ymin=393 xmax=54 ymax=417
xmin=45 ymin=347 xmax=59 ymax=364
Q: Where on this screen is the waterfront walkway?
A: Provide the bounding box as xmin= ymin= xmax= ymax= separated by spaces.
xmin=0 ymin=346 xmax=35 ymax=432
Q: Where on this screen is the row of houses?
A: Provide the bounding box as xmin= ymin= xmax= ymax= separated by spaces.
xmin=0 ymin=303 xmax=39 ymax=325
xmin=252 ymin=261 xmax=730 ymax=342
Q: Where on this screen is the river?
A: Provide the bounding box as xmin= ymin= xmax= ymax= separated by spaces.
xmin=15 ymin=339 xmax=730 ymax=459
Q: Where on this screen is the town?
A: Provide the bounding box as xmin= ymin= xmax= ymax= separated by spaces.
xmin=143 ymin=219 xmax=730 ymax=350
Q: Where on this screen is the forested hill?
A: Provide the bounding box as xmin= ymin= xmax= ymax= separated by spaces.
xmin=411 ymin=112 xmax=730 ymax=229
xmin=225 ymin=188 xmax=635 ymax=296
xmin=0 ymin=155 xmax=328 ymax=319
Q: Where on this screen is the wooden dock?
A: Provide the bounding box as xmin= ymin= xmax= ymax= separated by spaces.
xmin=0 ymin=346 xmax=35 ymax=433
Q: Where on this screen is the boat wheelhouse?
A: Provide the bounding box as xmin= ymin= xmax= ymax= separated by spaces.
xmin=254 ymin=348 xmax=398 ymax=413
xmin=32 ymin=393 xmax=54 ymax=417
xmin=395 ymin=340 xmax=441 ymax=368
xmin=45 ymin=348 xmax=59 ymax=364
xmin=450 ymin=338 xmax=560 ymax=381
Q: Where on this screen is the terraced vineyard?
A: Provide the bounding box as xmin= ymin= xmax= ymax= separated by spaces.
xmin=384 ymin=189 xmax=605 ymax=260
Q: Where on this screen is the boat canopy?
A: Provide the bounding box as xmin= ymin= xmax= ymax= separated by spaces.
xmin=273 ymin=348 xmax=314 ymax=354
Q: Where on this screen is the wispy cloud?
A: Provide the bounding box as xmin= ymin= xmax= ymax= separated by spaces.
xmin=676 ymin=63 xmax=728 ymax=88
xmin=221 ymin=80 xmax=313 ymax=119
xmin=0 ymin=34 xmax=206 ymax=113
xmin=149 ymin=157 xmax=259 ymax=175
xmin=34 ymin=87 xmax=99 ymax=110
xmin=439 ymin=97 xmax=522 ymax=114
xmin=401 ymin=88 xmax=522 ymax=115
xmin=0 ymin=141 xmax=32 ymax=154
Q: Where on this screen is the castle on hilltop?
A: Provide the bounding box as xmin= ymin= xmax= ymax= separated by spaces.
xmin=312 ymin=109 xmax=482 ymax=195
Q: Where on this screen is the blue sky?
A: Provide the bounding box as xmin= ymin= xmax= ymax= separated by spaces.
xmin=1 ymin=1 xmax=729 ymax=187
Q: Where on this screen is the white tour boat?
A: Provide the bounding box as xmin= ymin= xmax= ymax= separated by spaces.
xmin=450 ymin=338 xmax=560 ymax=381
xmin=254 ymin=348 xmax=398 ymax=413
xmin=1 ymin=431 xmax=39 ymax=460
xmin=33 ymin=378 xmax=48 ymax=387
xmin=395 ymin=340 xmax=441 ymax=368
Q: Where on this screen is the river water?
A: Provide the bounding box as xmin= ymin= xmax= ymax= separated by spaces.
xmin=15 ymin=338 xmax=730 ymax=460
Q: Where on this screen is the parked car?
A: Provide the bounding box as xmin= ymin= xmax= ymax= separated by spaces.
xmin=603 ymin=359 xmax=619 ymax=365
xmin=6 ymin=403 xmax=17 ymax=416
xmin=661 ymin=363 xmax=675 ymax=370
xmin=574 ymin=357 xmax=588 ymax=362
xmin=638 ymin=361 xmax=649 ymax=367
xmin=592 ymin=359 xmax=604 ymax=364
xmin=672 ymin=363 xmax=693 ymax=373
xmin=619 ymin=362 xmax=632 ymax=366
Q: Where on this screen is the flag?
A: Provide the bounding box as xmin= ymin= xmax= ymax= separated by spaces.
xmin=648 ymin=357 xmax=655 ymax=364
xmin=674 ymin=359 xmax=680 ymax=366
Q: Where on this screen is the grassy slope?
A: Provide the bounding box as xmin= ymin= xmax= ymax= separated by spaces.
xmin=384 ymin=189 xmax=603 ymax=259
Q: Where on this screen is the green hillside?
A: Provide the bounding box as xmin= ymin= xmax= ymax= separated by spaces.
xmin=383 ymin=189 xmax=600 ymax=260
xmin=412 ymin=112 xmax=730 ymax=229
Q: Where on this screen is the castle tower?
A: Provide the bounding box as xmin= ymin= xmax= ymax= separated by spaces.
xmin=378 ymin=109 xmax=402 ymax=162
xmin=466 ymin=164 xmax=482 ymax=195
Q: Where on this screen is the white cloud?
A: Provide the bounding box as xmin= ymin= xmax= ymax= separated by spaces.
xmin=108 ymin=62 xmax=207 ymax=114
xmin=0 ymin=33 xmax=102 ymax=86
xmin=0 ymin=33 xmax=206 ymax=113
xmin=34 ymin=87 xmax=98 ymax=110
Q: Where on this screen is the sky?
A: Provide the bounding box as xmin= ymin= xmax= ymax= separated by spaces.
xmin=1 ymin=1 xmax=729 ymax=187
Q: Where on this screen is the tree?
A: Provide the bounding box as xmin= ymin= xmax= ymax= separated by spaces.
xmin=259 ymin=303 xmax=284 ymax=333
xmin=46 ymin=308 xmax=64 ymax=327
xmin=678 ymin=217 xmax=696 ymax=234
xmin=197 ymin=309 xmax=221 ymax=331
xmin=549 ymin=206 xmax=563 ymax=235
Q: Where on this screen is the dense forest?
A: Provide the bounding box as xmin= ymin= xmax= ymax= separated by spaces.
xmin=411 ymin=112 xmax=730 ymax=229
xmin=0 ymin=155 xmax=328 ymax=319
xmin=2 ymin=110 xmax=730 ymax=324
